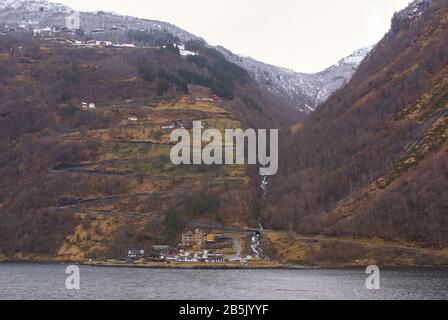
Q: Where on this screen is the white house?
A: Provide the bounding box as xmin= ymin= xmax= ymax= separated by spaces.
xmin=33 ymin=27 xmax=53 ymax=37
xmin=81 ymin=102 xmax=88 ymax=108
xmin=128 ymin=115 xmax=138 ymax=121
xmin=88 ymin=103 xmax=96 ymax=109
xmin=176 ymin=44 xmax=198 ymax=57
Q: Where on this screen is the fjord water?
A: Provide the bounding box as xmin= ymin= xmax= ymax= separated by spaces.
xmin=0 ymin=263 xmax=447 ymax=300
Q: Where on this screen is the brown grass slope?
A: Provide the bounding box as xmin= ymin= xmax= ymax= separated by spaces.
xmin=0 ymin=37 xmax=292 ymax=261
xmin=266 ymin=0 xmax=448 ymax=248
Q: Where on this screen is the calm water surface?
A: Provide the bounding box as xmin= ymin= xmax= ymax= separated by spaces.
xmin=0 ymin=263 xmax=447 ymax=300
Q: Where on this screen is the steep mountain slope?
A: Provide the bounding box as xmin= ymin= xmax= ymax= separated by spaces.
xmin=218 ymin=46 xmax=371 ymax=113
xmin=0 ymin=0 xmax=301 ymax=261
xmin=265 ymin=0 xmax=448 ymax=248
xmin=0 ymin=31 xmax=279 ymax=260
xmin=0 ymin=0 xmax=367 ymax=115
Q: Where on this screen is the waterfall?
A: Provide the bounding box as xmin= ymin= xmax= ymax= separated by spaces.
xmin=250 ymin=175 xmax=269 ymax=259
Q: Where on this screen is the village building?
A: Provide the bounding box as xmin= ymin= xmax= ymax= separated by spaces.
xmin=202 ymin=233 xmax=235 ymax=250
xmin=216 ymin=234 xmax=234 ymax=243
xmin=33 ymin=27 xmax=53 ymax=37
xmin=209 ymin=95 xmax=222 ymax=103
xmin=198 ymin=95 xmax=222 ymax=103
xmin=193 ymin=229 xmax=206 ymax=247
xmin=207 ymin=253 xmax=224 ymax=263
xmin=85 ymin=40 xmax=98 ymax=47
xmin=175 ymin=250 xmax=195 ymax=262
xmin=90 ymin=29 xmax=106 ymax=34
xmin=152 ymin=245 xmax=173 ymax=259
xmin=127 ymin=249 xmax=145 ymax=261
xmin=152 ymin=245 xmax=170 ymax=252
xmin=85 ymin=40 xmax=112 ymax=48
xmin=207 ymin=234 xmax=216 ymax=243
xmin=128 ymin=115 xmax=138 ymax=121
xmin=181 ymin=231 xmax=194 ymax=246
xmin=161 ymin=124 xmax=175 ymax=130
xmin=188 ymin=84 xmax=212 ymax=97
xmin=147 ymin=254 xmax=165 ymax=262
xmin=163 ymin=248 xmax=227 ymax=264
xmin=176 ymin=44 xmax=198 ymax=57
xmin=161 ymin=120 xmax=192 ymax=131
xmin=181 ymin=230 xmax=233 ymax=249
xmin=181 ymin=229 xmax=208 ymax=247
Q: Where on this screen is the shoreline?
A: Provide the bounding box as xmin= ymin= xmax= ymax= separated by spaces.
xmin=82 ymin=261 xmax=293 ymax=270
xmin=1 ymin=258 xmax=447 ymax=270
xmin=0 ymin=259 xmax=295 ymax=270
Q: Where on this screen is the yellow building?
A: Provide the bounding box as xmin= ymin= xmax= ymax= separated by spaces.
xmin=207 ymin=234 xmax=216 ymax=243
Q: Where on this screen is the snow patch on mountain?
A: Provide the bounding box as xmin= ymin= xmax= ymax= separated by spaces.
xmin=0 ymin=0 xmax=69 ymax=12
xmin=400 ymin=0 xmax=431 ymax=19
xmin=217 ymin=46 xmax=372 ymax=113
xmin=1 ymin=0 xmax=373 ymax=113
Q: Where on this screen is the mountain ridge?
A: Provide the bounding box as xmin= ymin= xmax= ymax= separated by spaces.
xmin=0 ymin=0 xmax=370 ymax=113
xmin=1 ymin=0 xmax=447 ymax=267
xmin=264 ymin=0 xmax=448 ymax=250
xmin=217 ymin=46 xmax=372 ymax=112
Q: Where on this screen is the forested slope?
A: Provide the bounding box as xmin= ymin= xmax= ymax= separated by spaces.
xmin=0 ymin=35 xmax=288 ymax=260
xmin=266 ymin=0 xmax=448 ymax=248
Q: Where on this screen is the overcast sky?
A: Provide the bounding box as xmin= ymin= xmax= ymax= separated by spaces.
xmin=52 ymin=0 xmax=414 ymax=73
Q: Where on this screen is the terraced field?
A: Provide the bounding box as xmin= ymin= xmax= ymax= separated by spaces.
xmin=48 ymin=96 xmax=254 ymax=260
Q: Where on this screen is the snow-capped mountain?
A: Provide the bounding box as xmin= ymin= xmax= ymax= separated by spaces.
xmin=0 ymin=0 xmax=197 ymax=41
xmin=0 ymin=0 xmax=372 ymax=113
xmin=0 ymin=0 xmax=70 ymax=25
xmin=217 ymin=46 xmax=372 ymax=113
xmin=0 ymin=0 xmax=66 ymax=11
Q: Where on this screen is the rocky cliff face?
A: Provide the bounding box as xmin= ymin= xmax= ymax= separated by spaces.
xmin=217 ymin=46 xmax=372 ymax=113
